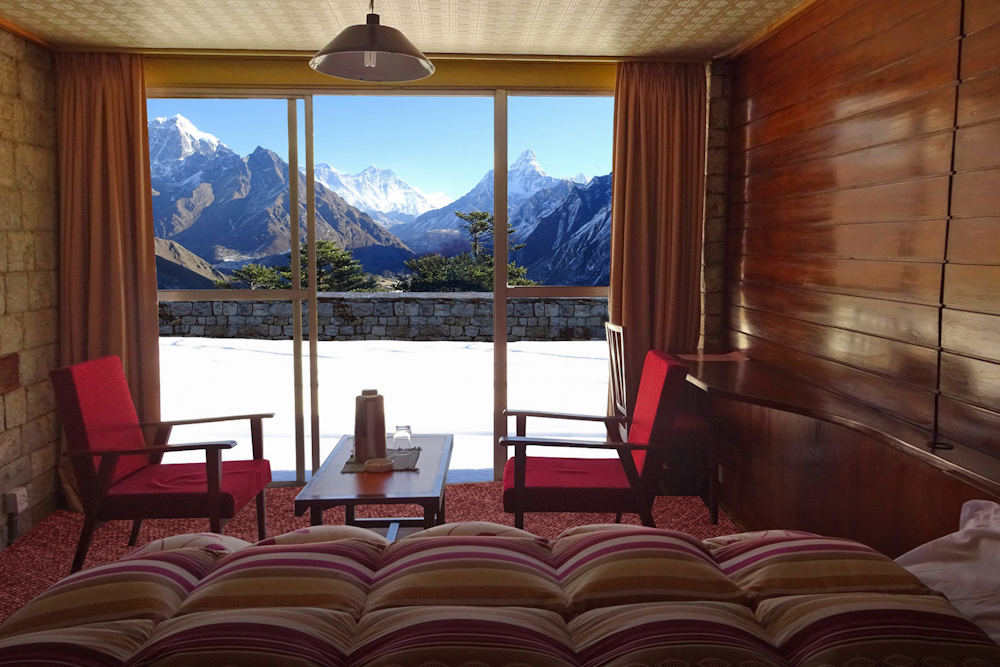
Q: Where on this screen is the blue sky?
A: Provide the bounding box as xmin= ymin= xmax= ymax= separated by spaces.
xmin=147 ymin=95 xmax=613 ymax=201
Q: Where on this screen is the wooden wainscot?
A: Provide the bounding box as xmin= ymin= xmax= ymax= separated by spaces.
xmin=684 ymin=359 xmax=1000 ymax=558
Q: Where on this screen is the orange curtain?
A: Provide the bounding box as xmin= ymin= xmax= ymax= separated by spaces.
xmin=56 ymin=52 xmax=160 ymax=509
xmin=609 ymin=62 xmax=707 ymax=410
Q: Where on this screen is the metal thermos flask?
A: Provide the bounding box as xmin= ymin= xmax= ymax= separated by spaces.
xmin=354 ymin=389 xmax=386 ymax=462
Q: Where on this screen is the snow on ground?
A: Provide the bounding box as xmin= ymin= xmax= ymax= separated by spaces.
xmin=158 ymin=338 xmax=614 ymax=478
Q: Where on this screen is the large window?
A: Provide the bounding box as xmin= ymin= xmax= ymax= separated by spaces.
xmin=149 ymin=90 xmax=613 ymax=481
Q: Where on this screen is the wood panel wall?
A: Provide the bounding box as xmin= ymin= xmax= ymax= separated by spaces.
xmin=939 ymin=3 xmax=1000 ymax=461
xmin=720 ymin=0 xmax=1000 ymax=538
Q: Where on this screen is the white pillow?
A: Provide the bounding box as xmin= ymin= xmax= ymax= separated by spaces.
xmin=896 ymin=500 xmax=1000 ymax=644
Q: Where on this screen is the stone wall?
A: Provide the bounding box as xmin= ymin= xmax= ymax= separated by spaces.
xmin=159 ymin=294 xmax=609 ymax=342
xmin=701 ymin=60 xmax=731 ymax=353
xmin=0 ymin=31 xmax=59 ymax=550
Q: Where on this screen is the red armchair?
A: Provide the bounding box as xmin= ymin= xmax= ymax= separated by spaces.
xmin=501 ymin=349 xmax=717 ymax=529
xmin=51 ymin=355 xmax=273 ymax=572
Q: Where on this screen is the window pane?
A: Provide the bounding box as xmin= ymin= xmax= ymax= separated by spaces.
xmin=507 ymin=96 xmax=614 ymax=287
xmin=147 ymin=98 xmax=292 ymax=291
xmin=311 ymin=95 xmax=496 ymax=476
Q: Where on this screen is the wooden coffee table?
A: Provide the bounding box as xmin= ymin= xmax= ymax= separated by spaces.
xmin=294 ymin=433 xmax=453 ymax=540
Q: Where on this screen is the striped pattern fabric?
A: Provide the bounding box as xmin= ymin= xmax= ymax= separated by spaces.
xmin=365 ymin=536 xmax=565 ymax=614
xmin=400 ymin=520 xmax=543 ymax=540
xmin=351 ymin=605 xmax=577 ymax=667
xmin=255 ymin=525 xmax=389 ymax=548
xmin=4 ymin=524 xmax=999 ymax=664
xmin=178 ymin=541 xmax=381 ymax=617
xmin=0 ymin=620 xmax=154 ymax=667
xmin=712 ymin=533 xmax=932 ymax=602
xmin=128 ymin=533 xmax=251 ymax=558
xmin=0 ymin=552 xmax=211 ymax=638
xmin=703 ymin=529 xmax=819 ymax=551
xmin=127 ymin=608 xmax=354 ymax=667
xmin=571 ymin=602 xmax=789 ymax=667
xmin=758 ymin=593 xmax=1000 ymax=667
xmin=553 ymin=526 xmax=746 ymax=615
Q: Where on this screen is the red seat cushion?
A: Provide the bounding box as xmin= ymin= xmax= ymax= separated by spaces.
xmin=104 ymin=460 xmax=271 ymax=520
xmin=502 ymin=456 xmax=637 ymax=514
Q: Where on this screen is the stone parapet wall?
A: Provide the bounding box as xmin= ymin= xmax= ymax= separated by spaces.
xmin=159 ymin=294 xmax=609 ymax=342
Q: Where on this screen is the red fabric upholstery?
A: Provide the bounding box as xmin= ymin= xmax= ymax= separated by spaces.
xmin=503 ymin=350 xmax=706 ymax=518
xmin=50 ymin=355 xmax=151 ymax=486
xmin=627 ymin=351 xmax=691 ymax=478
xmin=104 ymin=460 xmax=272 ymax=520
xmin=502 ymin=456 xmax=635 ymax=513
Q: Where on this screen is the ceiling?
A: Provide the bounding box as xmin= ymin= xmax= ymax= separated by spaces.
xmin=0 ymin=0 xmax=805 ymax=59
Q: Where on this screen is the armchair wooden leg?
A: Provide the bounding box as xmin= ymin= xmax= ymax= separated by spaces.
xmin=256 ymin=489 xmax=267 ymax=540
xmin=614 ymin=512 xmax=622 ymax=524
xmin=128 ymin=519 xmax=143 ymax=546
xmin=72 ymin=514 xmax=100 ymax=574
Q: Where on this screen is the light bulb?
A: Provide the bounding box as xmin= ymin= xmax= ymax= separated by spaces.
xmin=364 ymin=51 xmax=377 ymax=68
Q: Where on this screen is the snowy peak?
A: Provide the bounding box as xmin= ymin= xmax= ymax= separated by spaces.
xmin=148 ymin=114 xmax=230 ymax=177
xmin=313 ymin=163 xmax=452 ymax=225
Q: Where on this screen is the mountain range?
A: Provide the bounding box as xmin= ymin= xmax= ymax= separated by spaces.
xmin=149 ymin=114 xmax=611 ymax=289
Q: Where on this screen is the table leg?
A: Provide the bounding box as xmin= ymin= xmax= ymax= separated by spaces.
xmin=310 ymin=506 xmax=323 ymax=526
xmin=422 ymin=503 xmax=435 ymax=529
xmin=437 ymin=488 xmax=446 ymax=525
xmin=346 ymin=504 xmax=355 ymax=525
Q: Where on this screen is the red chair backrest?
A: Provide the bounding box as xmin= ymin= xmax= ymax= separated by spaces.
xmin=50 ymin=355 xmax=150 ymax=490
xmin=626 ymin=350 xmax=690 ymax=480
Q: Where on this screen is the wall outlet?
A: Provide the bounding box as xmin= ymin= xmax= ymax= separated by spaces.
xmin=5 ymin=487 xmax=28 ymax=515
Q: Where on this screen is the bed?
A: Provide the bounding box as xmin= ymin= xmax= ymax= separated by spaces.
xmin=1 ymin=520 xmax=998 ymax=666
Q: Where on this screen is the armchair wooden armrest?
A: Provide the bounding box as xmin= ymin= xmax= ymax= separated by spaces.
xmin=64 ymin=441 xmax=237 ymax=457
xmin=504 ymin=409 xmax=629 ymax=441
xmin=141 ymin=413 xmax=274 ymax=428
xmin=499 ymin=436 xmax=647 ymax=450
xmin=141 ymin=413 xmax=271 ymax=460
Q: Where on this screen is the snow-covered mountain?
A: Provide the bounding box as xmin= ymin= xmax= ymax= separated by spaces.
xmin=392 ymin=150 xmax=582 ymax=254
xmin=148 ymin=115 xmax=413 ymax=286
xmin=313 ymin=163 xmax=451 ymax=229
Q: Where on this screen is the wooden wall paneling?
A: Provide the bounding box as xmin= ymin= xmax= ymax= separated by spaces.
xmin=735 ymin=0 xmax=959 ymax=126
xmin=733 ymin=133 xmax=954 ymax=203
xmin=938 ymin=397 xmax=1000 ymax=458
xmin=729 ymin=282 xmax=940 ymax=346
xmin=733 ymin=0 xmax=869 ymax=93
xmin=940 ymin=352 xmax=1000 ymax=413
xmin=943 ymin=264 xmax=1000 ymax=314
xmin=947 ymin=217 xmax=1000 ymax=263
xmin=729 ymin=220 xmax=946 ymax=261
xmin=941 ymin=309 xmax=1000 ymax=361
xmin=731 ymin=331 xmax=937 ymax=429
xmin=736 ymin=0 xmax=946 ymax=104
xmin=736 ymin=42 xmax=959 ymax=153
xmin=732 ymin=255 xmax=942 ymax=303
xmin=733 ymin=177 xmax=951 ymax=228
xmin=952 ymin=169 xmax=1000 ymax=218
xmin=960 ymin=19 xmax=1000 ymax=79
xmin=731 ymin=305 xmax=939 ymax=389
xmin=732 ymin=86 xmax=957 ymax=178
xmin=707 ymin=395 xmax=984 ymax=557
xmin=964 ymin=0 xmax=1000 ymax=33
xmin=957 ymin=67 xmax=1000 ymax=127
xmin=955 ymin=119 xmax=1000 ymax=171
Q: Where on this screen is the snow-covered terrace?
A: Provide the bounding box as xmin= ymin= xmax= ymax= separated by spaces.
xmin=158 ymin=337 xmax=613 ymax=481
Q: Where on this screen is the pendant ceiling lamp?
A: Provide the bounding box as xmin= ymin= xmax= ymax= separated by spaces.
xmin=309 ymin=1 xmax=435 ymax=82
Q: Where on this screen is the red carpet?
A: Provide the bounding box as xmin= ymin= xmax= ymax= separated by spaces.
xmin=0 ymin=482 xmax=736 ymax=624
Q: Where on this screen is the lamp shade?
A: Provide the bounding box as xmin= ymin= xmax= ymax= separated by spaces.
xmin=310 ymin=13 xmax=435 ymax=82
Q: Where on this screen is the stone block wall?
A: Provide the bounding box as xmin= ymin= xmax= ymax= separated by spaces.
xmin=0 ymin=30 xmax=59 ymax=550
xmin=159 ymin=294 xmax=609 ymax=342
xmin=701 ymin=60 xmax=731 ymax=353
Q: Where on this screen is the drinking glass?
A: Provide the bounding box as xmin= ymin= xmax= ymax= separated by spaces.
xmin=392 ymin=425 xmax=412 ymax=450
